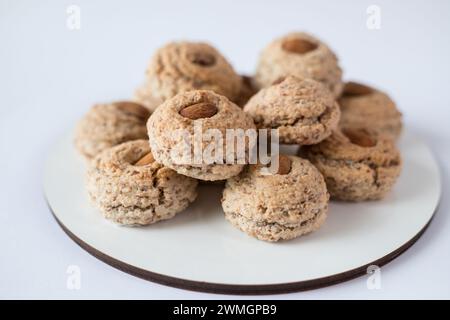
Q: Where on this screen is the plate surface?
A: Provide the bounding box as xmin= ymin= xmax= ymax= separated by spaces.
xmin=44 ymin=130 xmax=441 ymax=294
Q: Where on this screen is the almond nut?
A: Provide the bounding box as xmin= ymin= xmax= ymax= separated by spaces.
xmin=282 ymin=38 xmax=318 ymax=54
xmin=116 ymin=102 xmax=151 ymax=120
xmin=342 ymin=82 xmax=373 ymax=97
xmin=277 ymin=155 xmax=292 ymax=175
xmin=134 ymin=152 xmax=155 ymax=166
xmin=343 ymin=129 xmax=376 ymax=148
xmin=179 ymin=102 xmax=218 ymax=120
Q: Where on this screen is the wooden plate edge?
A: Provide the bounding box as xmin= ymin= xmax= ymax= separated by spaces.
xmin=46 ymin=199 xmax=438 ymax=296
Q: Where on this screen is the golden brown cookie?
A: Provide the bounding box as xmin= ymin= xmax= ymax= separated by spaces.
xmin=144 ymin=41 xmax=241 ymax=102
xmin=255 ymin=32 xmax=343 ymax=97
xmin=222 ymin=155 xmax=329 ymax=242
xmin=302 ymin=129 xmax=402 ymax=201
xmin=74 ymin=101 xmax=151 ymax=159
xmin=244 ymin=76 xmax=340 ymax=145
xmin=338 ymin=81 xmax=403 ymax=140
xmin=86 ymin=140 xmax=198 ymax=226
xmin=147 ymin=90 xmax=256 ymax=181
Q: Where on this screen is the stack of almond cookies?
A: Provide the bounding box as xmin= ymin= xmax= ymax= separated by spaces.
xmin=75 ymin=32 xmax=402 ymax=242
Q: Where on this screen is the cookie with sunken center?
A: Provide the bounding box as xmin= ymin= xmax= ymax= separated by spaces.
xmin=244 ymin=76 xmax=340 ymax=145
xmin=133 ymin=82 xmax=164 ymax=112
xmin=338 ymin=82 xmax=403 ymax=140
xmin=222 ymin=155 xmax=329 ymax=242
xmin=145 ymin=41 xmax=242 ymax=102
xmin=147 ymin=90 xmax=256 ymax=181
xmin=86 ymin=140 xmax=198 ymax=226
xmin=74 ymin=101 xmax=151 ymax=159
xmin=302 ymin=129 xmax=402 ymax=201
xmin=255 ymin=32 xmax=344 ymax=97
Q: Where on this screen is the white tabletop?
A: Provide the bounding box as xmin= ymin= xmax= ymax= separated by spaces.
xmin=1 ymin=0 xmax=449 ymax=299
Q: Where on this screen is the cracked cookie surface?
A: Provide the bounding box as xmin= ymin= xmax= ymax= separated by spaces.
xmin=302 ymin=129 xmax=402 ymax=201
xmin=221 ymin=155 xmax=329 ymax=242
xmin=255 ymin=32 xmax=343 ymax=97
xmin=145 ymin=41 xmax=242 ymax=103
xmin=86 ymin=140 xmax=198 ymax=226
xmin=147 ymin=90 xmax=256 ymax=181
xmin=338 ymin=82 xmax=403 ymax=140
xmin=74 ymin=101 xmax=150 ymax=159
xmin=244 ymin=76 xmax=340 ymax=145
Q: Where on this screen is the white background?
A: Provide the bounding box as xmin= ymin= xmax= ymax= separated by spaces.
xmin=0 ymin=0 xmax=449 ymax=299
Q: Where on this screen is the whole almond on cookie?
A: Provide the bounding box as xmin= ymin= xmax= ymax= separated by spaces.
xmin=263 ymin=155 xmax=292 ymax=175
xmin=179 ymin=102 xmax=218 ymax=120
xmin=277 ymin=155 xmax=292 ymax=175
xmin=341 ymin=82 xmax=373 ymax=96
xmin=147 ymin=90 xmax=256 ymax=181
xmin=145 ymin=42 xmax=242 ymax=102
xmin=222 ymin=155 xmax=329 ymax=242
xmin=282 ymin=38 xmax=318 ymax=54
xmin=342 ymin=129 xmax=376 ymax=148
xmin=87 ymin=140 xmax=198 ymax=226
xmin=302 ymin=130 xmax=402 ymax=201
xmin=255 ymin=32 xmax=343 ymax=97
xmin=134 ymin=152 xmax=155 ymax=166
xmin=338 ymin=82 xmax=402 ymax=140
xmin=116 ymin=102 xmax=151 ymax=120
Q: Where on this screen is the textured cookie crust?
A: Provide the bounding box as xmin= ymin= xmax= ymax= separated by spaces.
xmin=303 ymin=129 xmax=402 ymax=201
xmin=222 ymin=155 xmax=329 ymax=242
xmin=244 ymin=76 xmax=340 ymax=145
xmin=147 ymin=90 xmax=256 ymax=181
xmin=235 ymin=75 xmax=259 ymax=107
xmin=255 ymin=32 xmax=343 ymax=97
xmin=86 ymin=140 xmax=198 ymax=226
xmin=74 ymin=102 xmax=151 ymax=159
xmin=338 ymin=82 xmax=403 ymax=140
xmin=133 ymin=82 xmax=164 ymax=112
xmin=145 ymin=41 xmax=241 ymax=102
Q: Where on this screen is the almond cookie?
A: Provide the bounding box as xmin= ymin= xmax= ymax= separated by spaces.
xmin=338 ymin=81 xmax=403 ymax=140
xmin=74 ymin=101 xmax=151 ymax=159
xmin=235 ymin=75 xmax=258 ymax=107
xmin=133 ymin=82 xmax=164 ymax=112
xmin=145 ymin=41 xmax=241 ymax=103
xmin=302 ymin=129 xmax=402 ymax=201
xmin=244 ymin=76 xmax=340 ymax=145
xmin=147 ymin=90 xmax=256 ymax=181
xmin=87 ymin=140 xmax=198 ymax=226
xmin=255 ymin=32 xmax=343 ymax=97
xmin=222 ymin=155 xmax=329 ymax=242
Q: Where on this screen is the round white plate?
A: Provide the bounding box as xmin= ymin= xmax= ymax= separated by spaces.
xmin=44 ymin=129 xmax=441 ymax=294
